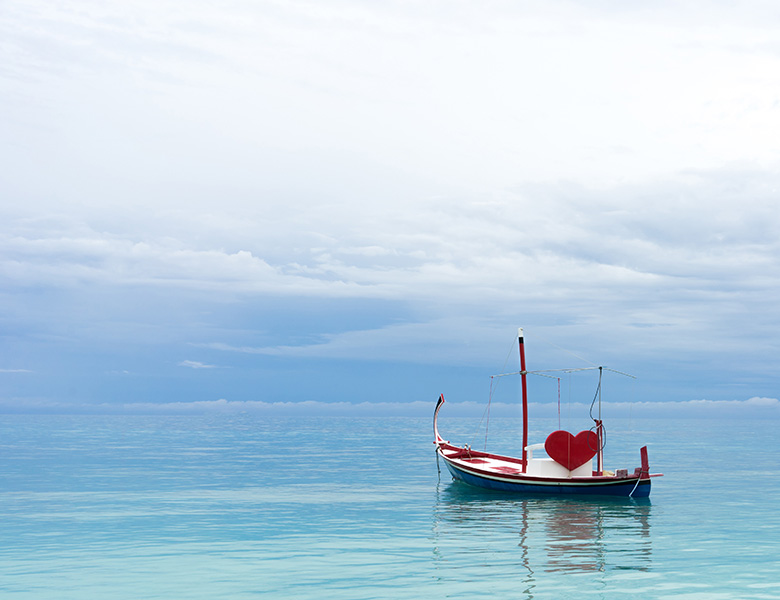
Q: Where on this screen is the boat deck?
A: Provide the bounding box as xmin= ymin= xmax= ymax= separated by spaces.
xmin=439 ymin=448 xmax=526 ymax=475
xmin=450 ymin=455 xmax=524 ymax=475
xmin=439 ymin=446 xmax=611 ymax=480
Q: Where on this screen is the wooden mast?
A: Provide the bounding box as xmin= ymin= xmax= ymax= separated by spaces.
xmin=518 ymin=328 xmax=529 ymax=471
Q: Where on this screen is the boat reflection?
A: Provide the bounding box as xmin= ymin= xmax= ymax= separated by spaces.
xmin=432 ymin=481 xmax=653 ymax=579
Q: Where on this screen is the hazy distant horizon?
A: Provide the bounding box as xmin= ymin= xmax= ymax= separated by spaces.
xmin=2 ymin=396 xmax=777 ymax=421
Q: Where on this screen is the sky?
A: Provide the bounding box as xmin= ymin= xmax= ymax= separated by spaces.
xmin=2 ymin=0 xmax=779 ymax=417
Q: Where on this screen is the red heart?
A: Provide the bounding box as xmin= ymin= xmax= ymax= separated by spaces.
xmin=544 ymin=430 xmax=598 ymax=471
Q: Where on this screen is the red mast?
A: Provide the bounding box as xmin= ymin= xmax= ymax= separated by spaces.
xmin=518 ymin=328 xmax=529 ymax=471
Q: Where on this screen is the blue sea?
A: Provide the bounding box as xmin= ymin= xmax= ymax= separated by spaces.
xmin=1 ymin=412 xmax=779 ymax=599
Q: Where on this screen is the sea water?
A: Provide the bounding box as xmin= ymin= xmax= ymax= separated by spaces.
xmin=1 ymin=413 xmax=779 ymax=599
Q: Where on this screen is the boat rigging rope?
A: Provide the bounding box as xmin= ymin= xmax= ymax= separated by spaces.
xmin=628 ymin=474 xmax=642 ymax=497
xmin=537 ymin=334 xmax=599 ymax=368
xmin=589 ymin=367 xmax=607 ymax=452
xmin=484 ymin=388 xmax=492 ymax=451
xmin=475 ymin=340 xmax=515 ymax=450
xmin=588 ymin=368 xmax=602 ymax=422
xmin=589 ymin=421 xmax=606 ymax=451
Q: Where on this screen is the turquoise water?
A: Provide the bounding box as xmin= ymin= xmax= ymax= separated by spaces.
xmin=1 ymin=413 xmax=779 ymax=599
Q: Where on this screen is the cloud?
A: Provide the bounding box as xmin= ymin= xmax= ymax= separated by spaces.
xmin=198 ymin=318 xmax=508 ymax=363
xmin=3 ymin=171 xmax=780 ymax=377
xmin=178 ymin=360 xmax=218 ymax=369
xmin=4 ymin=0 xmax=780 ymax=196
xmin=5 ymin=171 xmax=779 ymax=305
xmin=2 ymin=1 xmax=780 ymax=409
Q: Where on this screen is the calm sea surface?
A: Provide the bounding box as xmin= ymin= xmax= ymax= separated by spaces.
xmin=1 ymin=413 xmax=779 ymax=599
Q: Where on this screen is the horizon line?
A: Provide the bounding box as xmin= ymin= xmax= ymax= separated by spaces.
xmin=0 ymin=396 xmax=777 ymax=418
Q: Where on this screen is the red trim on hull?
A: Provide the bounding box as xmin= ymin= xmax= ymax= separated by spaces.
xmin=441 ymin=453 xmax=644 ymax=488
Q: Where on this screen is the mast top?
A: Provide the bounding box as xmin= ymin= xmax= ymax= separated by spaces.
xmin=518 ymin=327 xmax=524 ymax=340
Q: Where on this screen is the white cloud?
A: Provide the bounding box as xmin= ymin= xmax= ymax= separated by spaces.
xmin=198 ymin=317 xmax=511 ymax=365
xmin=178 ymin=360 xmax=218 ymax=369
xmin=3 ymin=170 xmax=779 ymax=373
xmin=4 ymin=0 xmax=780 ymax=196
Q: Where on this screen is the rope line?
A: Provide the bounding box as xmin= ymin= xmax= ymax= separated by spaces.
xmin=536 ymin=334 xmax=599 ymax=367
xmin=474 ymin=338 xmax=517 ymax=450
xmin=628 ymin=474 xmax=642 ymax=497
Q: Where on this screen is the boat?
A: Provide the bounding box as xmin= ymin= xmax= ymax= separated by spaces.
xmin=433 ymin=328 xmax=662 ymax=497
